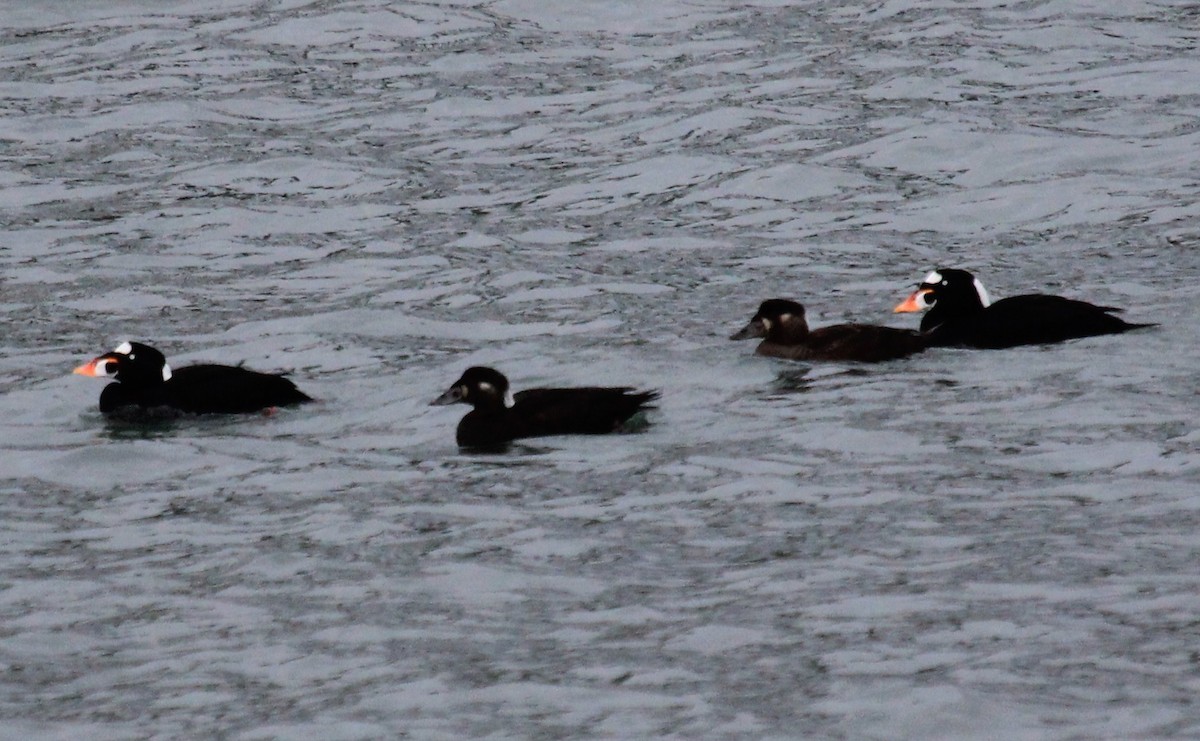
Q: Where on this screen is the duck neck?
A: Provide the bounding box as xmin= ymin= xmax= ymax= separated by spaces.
xmin=922 ymin=298 xmax=984 ymax=332
xmin=471 ymin=396 xmax=509 ymax=413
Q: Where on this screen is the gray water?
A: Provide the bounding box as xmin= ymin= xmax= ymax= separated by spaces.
xmin=2 ymin=1 xmax=1199 ymax=738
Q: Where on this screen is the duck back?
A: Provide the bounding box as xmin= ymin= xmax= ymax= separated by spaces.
xmin=758 ymin=324 xmax=926 ymax=362
xmin=928 ymin=294 xmax=1152 ymax=348
xmin=456 ymin=387 xmax=658 ymax=447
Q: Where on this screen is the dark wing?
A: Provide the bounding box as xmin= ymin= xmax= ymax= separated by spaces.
xmin=932 ymin=294 xmax=1150 ymax=348
xmin=759 ymin=324 xmax=926 ymax=362
xmin=513 ymin=387 xmax=659 ymax=437
xmin=167 ymin=365 xmax=312 ymax=414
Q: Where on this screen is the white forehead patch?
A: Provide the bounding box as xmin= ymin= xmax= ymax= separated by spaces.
xmin=114 ymin=341 xmax=133 ymax=355
xmin=972 ymin=277 xmax=992 ymax=307
xmin=161 ymin=363 xmax=172 ymax=382
xmin=922 ymin=271 xmax=943 ymax=285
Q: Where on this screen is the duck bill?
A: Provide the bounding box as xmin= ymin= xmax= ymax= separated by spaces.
xmin=72 ymin=357 xmax=108 ymax=377
xmin=894 ymin=289 xmax=930 ymax=313
xmin=430 ymin=387 xmax=462 ymax=406
xmin=730 ymin=320 xmax=766 ymax=341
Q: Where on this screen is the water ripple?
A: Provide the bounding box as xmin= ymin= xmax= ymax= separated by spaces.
xmin=2 ymin=1 xmax=1199 ymax=738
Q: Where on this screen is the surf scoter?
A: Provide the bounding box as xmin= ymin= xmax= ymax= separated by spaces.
xmin=74 ymin=341 xmax=312 ymax=417
xmin=894 ymin=268 xmax=1153 ymax=348
xmin=431 ymin=366 xmax=658 ymax=448
xmin=731 ymin=299 xmax=927 ymax=362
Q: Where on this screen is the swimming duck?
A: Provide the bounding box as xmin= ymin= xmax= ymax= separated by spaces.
xmin=731 ymin=299 xmax=927 ymax=362
xmin=894 ymin=268 xmax=1153 ymax=348
xmin=74 ymin=341 xmax=312 ymax=417
xmin=432 ymin=366 xmax=658 ymax=448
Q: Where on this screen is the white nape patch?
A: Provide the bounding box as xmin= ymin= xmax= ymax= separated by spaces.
xmin=503 ymin=390 xmax=515 ymax=409
xmin=161 ymin=363 xmax=172 ymax=382
xmin=973 ymin=277 xmax=992 ymax=307
xmin=922 ymin=271 xmax=943 ymax=285
xmin=114 ymin=341 xmax=133 ymax=355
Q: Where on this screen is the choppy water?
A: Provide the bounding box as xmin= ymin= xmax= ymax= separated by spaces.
xmin=2 ymin=1 xmax=1199 ymax=738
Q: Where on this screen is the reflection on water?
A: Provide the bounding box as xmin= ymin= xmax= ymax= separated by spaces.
xmin=1 ymin=1 xmax=1199 ymax=739
xmin=767 ymin=365 xmax=886 ymax=395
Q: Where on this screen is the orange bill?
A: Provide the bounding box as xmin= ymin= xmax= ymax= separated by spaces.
xmin=893 ymin=289 xmax=930 ymax=313
xmin=73 ymin=356 xmax=112 ymax=377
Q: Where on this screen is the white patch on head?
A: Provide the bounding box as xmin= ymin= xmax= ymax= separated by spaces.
xmin=779 ymin=313 xmax=792 ymax=323
xmin=922 ymin=271 xmax=943 ymax=286
xmin=161 ymin=363 xmax=172 ymax=382
xmin=761 ymin=317 xmax=773 ymax=331
xmin=114 ymin=341 xmax=133 ymax=355
xmin=476 ymin=380 xmax=513 ymax=407
xmin=972 ymin=277 xmax=991 ymax=307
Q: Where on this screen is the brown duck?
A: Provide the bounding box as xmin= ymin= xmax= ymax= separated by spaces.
xmin=731 ymin=299 xmax=926 ymax=362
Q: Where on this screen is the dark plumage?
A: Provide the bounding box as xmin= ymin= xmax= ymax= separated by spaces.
xmin=894 ymin=268 xmax=1154 ymax=349
xmin=431 ymin=366 xmax=658 ymax=448
xmin=731 ymin=299 xmax=927 ymax=362
xmin=74 ymin=341 xmax=312 ymax=418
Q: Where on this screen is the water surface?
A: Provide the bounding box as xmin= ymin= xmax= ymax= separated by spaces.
xmin=1 ymin=1 xmax=1198 ymax=738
